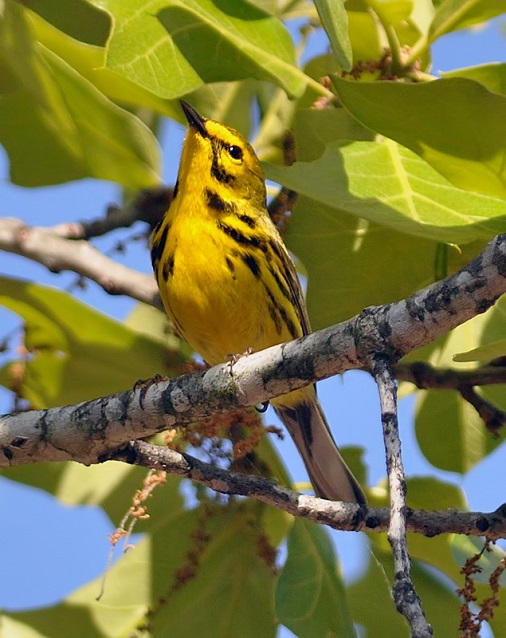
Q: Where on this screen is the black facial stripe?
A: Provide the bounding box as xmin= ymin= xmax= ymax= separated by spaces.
xmin=205 ymin=188 xmax=237 ymax=215
xmin=210 ymin=139 xmax=234 ymax=184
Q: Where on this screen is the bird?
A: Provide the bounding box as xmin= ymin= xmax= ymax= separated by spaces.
xmin=150 ymin=100 xmax=366 ymax=504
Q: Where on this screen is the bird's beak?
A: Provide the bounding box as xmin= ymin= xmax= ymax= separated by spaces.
xmin=180 ymin=100 xmax=208 ymax=139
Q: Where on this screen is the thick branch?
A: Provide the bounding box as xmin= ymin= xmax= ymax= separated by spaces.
xmin=109 ymin=440 xmax=506 ymax=539
xmin=1 ymin=234 xmax=505 ymax=468
xmin=0 ymin=217 xmax=162 ymax=309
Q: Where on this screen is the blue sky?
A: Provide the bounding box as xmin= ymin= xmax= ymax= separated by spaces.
xmin=0 ymin=13 xmax=505 ymax=631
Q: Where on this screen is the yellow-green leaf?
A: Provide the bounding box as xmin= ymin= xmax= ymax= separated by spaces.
xmin=334 ymin=76 xmax=506 ymax=200
xmin=442 ymin=62 xmax=506 ymax=95
xmin=428 ymin=0 xmax=506 ymax=43
xmin=276 ymin=518 xmax=356 ymax=638
xmin=266 ymin=138 xmax=506 ymax=244
xmin=453 ymin=339 xmax=506 ymax=363
xmin=314 ymin=0 xmax=352 ymax=70
xmin=95 ymin=0 xmax=308 ymax=99
xmin=0 ymin=276 xmax=183 ymax=407
xmin=0 ymin=0 xmax=160 ymax=187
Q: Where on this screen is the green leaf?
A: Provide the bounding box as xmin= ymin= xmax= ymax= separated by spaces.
xmin=453 ymin=339 xmax=506 ymax=362
xmin=346 ymin=0 xmax=433 ymax=75
xmin=417 ymin=388 xmax=493 ymax=473
xmin=96 ymin=0 xmax=308 ymax=99
xmin=0 ymin=276 xmax=184 ymax=407
xmin=55 ymin=463 xmax=185 ymax=524
xmin=151 ymin=506 xmax=278 ymax=637
xmin=371 ymin=478 xmax=470 ymax=588
xmin=30 ymin=8 xmax=179 ymax=118
xmin=369 ymin=481 xmax=506 ymax=636
xmin=405 ymin=476 xmax=467 ymax=510
xmin=314 ymin=0 xmax=352 ymax=70
xmin=267 ymin=109 xmax=496 ymax=328
xmin=265 ymin=138 xmax=506 ymax=244
xmin=348 ymin=551 xmax=411 ymax=637
xmin=0 ymin=0 xmax=160 ymax=187
xmin=410 ymin=0 xmax=437 ymax=35
xmin=188 ymin=80 xmax=259 ymax=140
xmin=411 ymin=295 xmax=506 ymax=472
xmin=334 ymin=76 xmax=506 ymax=199
xmin=404 ymin=559 xmax=466 ymax=632
xmin=276 ymin=518 xmax=356 ymax=638
xmin=374 ymin=0 xmax=416 ymax=23
xmin=25 ymin=0 xmax=111 ymax=46
xmin=0 ymin=616 xmax=48 ymax=638
xmin=41 ymin=47 xmax=161 ymax=187
xmin=294 ymin=107 xmax=374 ymax=159
xmin=123 ymin=302 xmax=181 ymax=350
xmin=285 ymin=195 xmax=446 ymax=328
xmin=346 ymin=9 xmax=383 ymax=67
xmin=442 ymin=62 xmax=506 ymax=95
xmin=3 ymin=459 xmax=185 ymax=528
xmin=428 ymin=0 xmax=506 ymax=43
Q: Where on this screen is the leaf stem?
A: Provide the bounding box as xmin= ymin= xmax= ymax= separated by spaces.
xmin=404 ymin=35 xmax=430 ymax=68
xmin=382 ymin=21 xmax=403 ymax=74
xmin=368 ymin=0 xmax=403 ymax=75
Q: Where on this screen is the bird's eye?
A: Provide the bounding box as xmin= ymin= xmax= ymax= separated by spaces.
xmin=228 ymin=145 xmax=243 ymax=161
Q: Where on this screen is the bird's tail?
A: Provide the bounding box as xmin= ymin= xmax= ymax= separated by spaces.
xmin=273 ymin=388 xmax=366 ymax=504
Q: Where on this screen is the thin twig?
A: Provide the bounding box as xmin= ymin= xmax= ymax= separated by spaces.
xmin=395 ymin=362 xmax=506 ymax=389
xmin=459 ymin=385 xmax=505 ymax=435
xmin=373 ymin=357 xmax=433 ymax=636
xmin=396 ymin=362 xmax=506 ymax=434
xmin=108 ymin=440 xmax=506 ymax=540
xmin=49 ymin=187 xmax=173 ymax=240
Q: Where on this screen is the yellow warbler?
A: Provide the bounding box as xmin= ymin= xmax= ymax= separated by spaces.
xmin=151 ymin=101 xmax=365 ymax=503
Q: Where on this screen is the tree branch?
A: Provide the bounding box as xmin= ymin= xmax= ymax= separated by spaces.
xmin=0 ymin=217 xmax=162 ymax=309
xmin=395 ymin=362 xmax=506 ymax=388
xmin=373 ymin=357 xmax=432 ymax=636
xmin=396 ymin=362 xmax=506 ymax=434
xmin=460 ymin=385 xmax=505 ymax=435
xmin=108 ymin=440 xmax=506 ymax=539
xmin=48 ymin=187 xmax=173 ymax=240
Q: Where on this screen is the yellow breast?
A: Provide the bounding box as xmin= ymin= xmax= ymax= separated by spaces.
xmin=152 ymin=201 xmax=302 ymax=367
